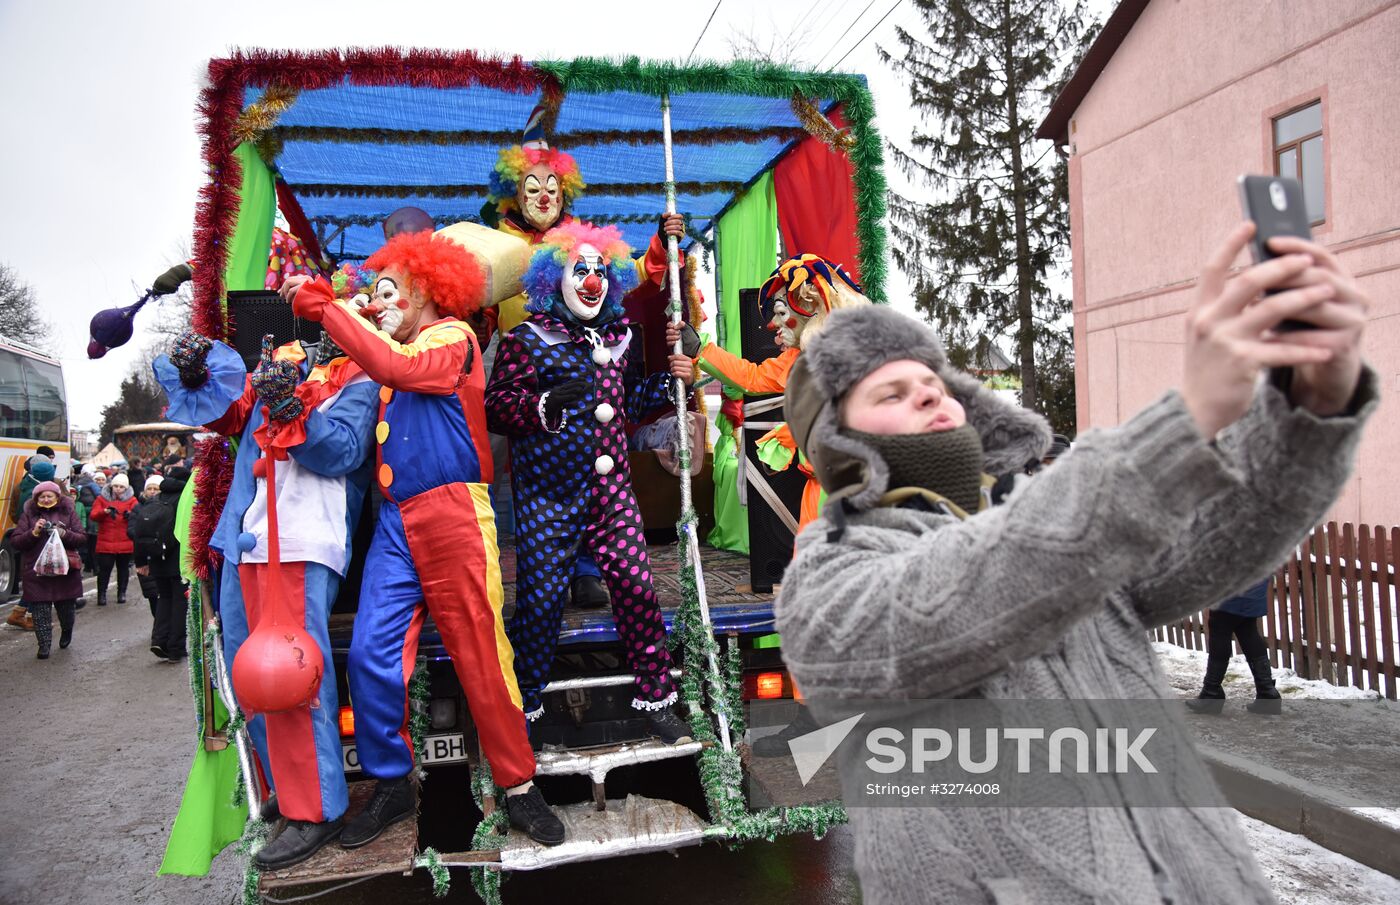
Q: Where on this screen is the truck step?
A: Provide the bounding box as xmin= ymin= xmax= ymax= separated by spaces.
xmin=535 ymin=738 xmax=707 ymax=781
xmin=259 ymin=780 xmax=417 ymax=889
xmin=541 ymin=668 xmax=682 ymax=694
xmin=480 ymin=794 xmax=712 ymax=871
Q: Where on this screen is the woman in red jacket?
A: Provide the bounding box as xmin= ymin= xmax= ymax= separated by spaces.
xmin=89 ymin=472 xmax=137 ymax=606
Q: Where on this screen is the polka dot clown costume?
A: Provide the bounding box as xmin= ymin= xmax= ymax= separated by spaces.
xmin=485 ymin=222 xmax=693 ymax=736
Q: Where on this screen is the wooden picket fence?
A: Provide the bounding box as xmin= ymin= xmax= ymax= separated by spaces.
xmin=1153 ymin=522 xmax=1399 ymax=700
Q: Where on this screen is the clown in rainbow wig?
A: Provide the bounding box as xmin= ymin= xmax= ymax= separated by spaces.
xmin=283 ymin=229 xmax=566 ymax=848
xmin=670 ymin=253 xmax=870 ymax=532
xmin=485 ymin=222 xmax=696 ymax=744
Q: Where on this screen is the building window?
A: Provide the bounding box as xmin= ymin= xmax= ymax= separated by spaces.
xmin=1272 ymin=101 xmax=1325 ymax=225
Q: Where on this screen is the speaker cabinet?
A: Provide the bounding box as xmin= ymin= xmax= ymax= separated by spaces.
xmin=225 ymin=290 xmax=320 ymax=370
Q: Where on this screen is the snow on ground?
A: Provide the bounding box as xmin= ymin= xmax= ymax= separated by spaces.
xmin=1150 ymin=641 xmax=1380 ymax=700
xmin=1240 ymin=812 xmax=1400 ymax=905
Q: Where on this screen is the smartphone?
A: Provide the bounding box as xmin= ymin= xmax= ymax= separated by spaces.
xmin=1237 ymin=174 xmax=1314 ymax=331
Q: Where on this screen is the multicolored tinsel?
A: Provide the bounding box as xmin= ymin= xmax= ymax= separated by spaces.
xmin=189 ymin=436 xmax=235 ymax=581
xmin=272 ymin=123 xmax=807 ymax=148
xmin=233 ymin=82 xmax=299 ymax=146
xmin=286 ymin=180 xmax=742 ymax=200
xmin=790 ymin=92 xmax=857 ymax=152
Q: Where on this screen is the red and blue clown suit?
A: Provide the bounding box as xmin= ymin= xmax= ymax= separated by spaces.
xmin=485 ymin=225 xmax=685 ymax=720
xmin=291 ymin=277 xmax=537 ymax=790
xmin=155 ymin=339 xmax=378 ymax=825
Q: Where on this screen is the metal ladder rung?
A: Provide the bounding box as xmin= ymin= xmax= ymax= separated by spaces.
xmin=541 ymin=667 xmax=682 ymax=694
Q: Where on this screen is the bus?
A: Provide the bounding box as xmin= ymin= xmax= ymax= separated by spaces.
xmin=0 ymin=334 xmax=70 ymax=597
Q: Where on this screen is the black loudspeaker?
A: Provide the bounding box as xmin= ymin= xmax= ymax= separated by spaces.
xmin=738 ymin=287 xmax=804 ymax=594
xmin=225 ymin=290 xmax=320 ymax=370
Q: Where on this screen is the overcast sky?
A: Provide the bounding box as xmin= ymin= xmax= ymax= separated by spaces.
xmin=0 ymin=0 xmax=1103 ymax=431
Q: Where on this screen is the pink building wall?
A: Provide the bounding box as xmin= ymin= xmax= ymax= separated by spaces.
xmin=1065 ymin=0 xmax=1400 ymax=528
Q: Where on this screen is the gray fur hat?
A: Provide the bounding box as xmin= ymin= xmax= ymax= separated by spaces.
xmin=784 ymin=306 xmax=1053 ymax=512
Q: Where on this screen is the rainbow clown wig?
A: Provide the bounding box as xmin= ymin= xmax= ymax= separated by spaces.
xmin=487 ymin=145 xmax=587 ymax=216
xmin=364 ymin=231 xmax=486 ymax=319
xmin=523 ymin=222 xmax=639 ymax=323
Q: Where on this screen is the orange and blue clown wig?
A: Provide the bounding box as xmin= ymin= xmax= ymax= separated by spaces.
xmin=364 ymin=230 xmax=486 ymax=319
xmin=760 ymin=253 xmax=864 ymax=318
xmin=487 ymin=145 xmax=587 ymax=217
xmin=522 ymin=222 xmax=639 ymax=324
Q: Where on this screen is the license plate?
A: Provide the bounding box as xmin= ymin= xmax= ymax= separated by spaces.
xmin=342 ymin=733 xmax=469 ymax=772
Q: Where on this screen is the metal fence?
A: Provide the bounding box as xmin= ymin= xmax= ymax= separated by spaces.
xmin=1152 ymin=522 xmax=1399 ymax=700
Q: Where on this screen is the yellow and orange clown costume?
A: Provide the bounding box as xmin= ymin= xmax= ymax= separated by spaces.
xmin=693 ymin=254 xmax=869 ymax=531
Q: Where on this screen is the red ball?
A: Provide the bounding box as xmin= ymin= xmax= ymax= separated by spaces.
xmin=252 ymin=458 xmax=268 ymax=479
xmin=231 ymin=624 xmax=325 ymax=713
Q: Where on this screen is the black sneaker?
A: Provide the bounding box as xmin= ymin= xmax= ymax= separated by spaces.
xmin=254 ymin=818 xmax=343 ymax=870
xmin=569 ymin=575 xmax=610 ymax=609
xmin=752 ymin=705 xmax=821 ymax=757
xmin=646 ymin=706 xmax=694 ymax=745
xmin=340 ymin=777 xmax=415 ymax=849
xmin=151 ymin=644 xmax=167 ymax=659
xmin=504 ymin=785 xmax=565 ymax=846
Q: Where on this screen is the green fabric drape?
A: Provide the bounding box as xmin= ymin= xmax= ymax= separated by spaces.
xmin=708 ymin=172 xmax=778 ymax=554
xmin=224 ymin=142 xmax=276 ymax=292
xmin=158 ymin=694 xmax=248 ymax=876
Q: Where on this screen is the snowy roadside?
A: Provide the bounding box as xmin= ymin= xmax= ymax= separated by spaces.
xmin=1150 ymin=641 xmax=1381 ymax=701
xmin=1242 ymin=813 xmax=1400 ymax=905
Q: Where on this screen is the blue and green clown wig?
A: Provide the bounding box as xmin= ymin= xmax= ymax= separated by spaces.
xmin=523 ymin=222 xmax=639 ymax=325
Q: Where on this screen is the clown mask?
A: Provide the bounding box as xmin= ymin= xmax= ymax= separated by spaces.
xmin=519 ymin=162 xmax=562 ymax=232
xmin=767 ymin=291 xmax=809 ymax=350
xmin=561 ymin=244 xmax=609 ymax=322
xmin=363 ymin=273 xmax=415 ymax=341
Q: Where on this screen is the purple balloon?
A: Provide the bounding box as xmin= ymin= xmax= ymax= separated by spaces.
xmin=87 ymin=339 xmax=108 ymax=359
xmin=383 ymin=207 xmax=435 ymax=240
xmin=87 ymin=296 xmax=149 ymax=358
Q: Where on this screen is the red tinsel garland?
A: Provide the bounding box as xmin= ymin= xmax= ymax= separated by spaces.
xmin=190 ymin=47 xmax=559 ymax=339
xmin=189 ymin=436 xmax=236 ymax=582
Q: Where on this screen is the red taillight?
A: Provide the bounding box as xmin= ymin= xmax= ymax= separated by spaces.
xmin=338 ymin=706 xmax=355 ymax=737
xmin=743 ymin=669 xmax=789 ymax=700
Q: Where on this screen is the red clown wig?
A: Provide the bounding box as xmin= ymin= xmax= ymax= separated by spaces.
xmin=364 ymin=231 xmax=486 ymax=319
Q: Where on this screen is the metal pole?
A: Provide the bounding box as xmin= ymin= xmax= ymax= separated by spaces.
xmin=210 ymin=614 xmax=262 ymax=822
xmin=662 ymin=91 xmax=732 ymax=753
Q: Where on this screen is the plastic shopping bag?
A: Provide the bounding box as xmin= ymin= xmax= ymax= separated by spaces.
xmin=35 ymin=528 xmax=70 ymax=577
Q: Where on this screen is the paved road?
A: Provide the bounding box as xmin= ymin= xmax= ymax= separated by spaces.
xmin=1 ymin=579 xmax=1395 ymax=905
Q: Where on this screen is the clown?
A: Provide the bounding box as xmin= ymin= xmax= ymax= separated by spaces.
xmin=487 ymin=121 xmax=684 ymax=610
xmin=282 ymin=230 xmax=565 ymax=848
xmin=154 ymin=322 xmax=378 ymax=870
xmin=485 ymin=223 xmax=695 ymax=744
xmin=671 ymin=254 xmax=869 ymax=532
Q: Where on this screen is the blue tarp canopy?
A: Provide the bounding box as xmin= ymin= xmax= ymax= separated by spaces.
xmin=254 ymin=81 xmax=845 ymax=259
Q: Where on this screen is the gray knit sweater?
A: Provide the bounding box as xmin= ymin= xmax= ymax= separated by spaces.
xmin=775 ymin=374 xmax=1377 ymax=905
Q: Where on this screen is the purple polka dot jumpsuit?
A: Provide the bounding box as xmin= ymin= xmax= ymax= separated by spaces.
xmin=485 ymin=313 xmax=681 ymax=719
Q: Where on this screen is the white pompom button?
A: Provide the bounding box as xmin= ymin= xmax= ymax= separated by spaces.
xmin=594 ymin=403 xmax=615 ymax=424
xmin=594 ymin=455 xmax=615 ymax=475
xmin=592 ymin=347 xmax=611 ymax=365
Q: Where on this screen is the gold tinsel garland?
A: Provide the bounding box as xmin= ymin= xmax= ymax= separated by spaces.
xmin=232 ymin=83 xmax=300 ymax=147
xmin=790 ymin=93 xmax=856 ymax=153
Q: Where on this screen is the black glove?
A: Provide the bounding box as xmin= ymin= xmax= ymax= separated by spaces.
xmin=676 ymin=322 xmax=702 ymax=358
xmin=152 ymin=262 xmax=194 ymax=296
xmin=169 ymin=330 xmax=213 ymax=389
xmin=250 ymin=334 xmax=304 ymax=421
xmin=542 ymin=378 xmax=589 ymax=425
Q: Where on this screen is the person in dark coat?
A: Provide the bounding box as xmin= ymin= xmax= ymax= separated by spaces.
xmin=11 ymin=482 xmax=85 ymax=658
xmin=128 ymin=468 xmax=189 ymax=661
xmin=131 ymin=475 xmax=166 ymax=617
xmin=1187 ymin=578 xmax=1281 ymax=714
xmin=73 ymin=467 xmax=100 ymax=573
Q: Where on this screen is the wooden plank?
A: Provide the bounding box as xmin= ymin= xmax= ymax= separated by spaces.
xmin=1343 ymin=523 xmax=1363 ymax=689
xmin=1358 ymin=526 xmax=1379 ymax=694
xmin=1266 ymin=571 xmax=1282 ymax=669
xmin=1381 ymin=529 xmax=1398 ymax=700
xmin=1327 ymin=522 xmax=1348 ymax=687
xmin=259 ymin=781 xmax=418 ymax=889
xmin=1286 ymin=551 xmax=1305 ymax=675
xmin=1299 ymin=530 xmax=1321 ymax=681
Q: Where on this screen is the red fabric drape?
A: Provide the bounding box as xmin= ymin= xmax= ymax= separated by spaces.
xmin=275 ymin=180 xmax=326 ymax=267
xmin=773 ymin=106 xmax=861 ymax=282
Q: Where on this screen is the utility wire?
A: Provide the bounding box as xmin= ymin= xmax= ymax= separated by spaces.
xmin=813 ymin=0 xmax=880 ymax=68
xmin=828 ymin=0 xmax=904 ymax=71
xmin=686 ymin=0 xmax=726 ymax=64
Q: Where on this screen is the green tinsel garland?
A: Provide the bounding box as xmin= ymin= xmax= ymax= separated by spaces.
xmin=413 ymin=847 xmax=451 ymax=898
xmin=234 ymin=817 xmax=271 ymax=905
xmin=409 ymin=656 xmax=431 ymax=777
xmin=723 ymin=636 xmax=747 ymax=741
xmin=532 ymin=57 xmax=889 ymax=303
xmin=185 ymin=582 xmax=207 ymax=737
xmin=467 ymin=756 xmax=505 ymax=905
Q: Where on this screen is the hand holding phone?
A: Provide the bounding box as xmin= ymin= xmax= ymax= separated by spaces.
xmin=1237 ymin=174 xmax=1314 ymax=331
